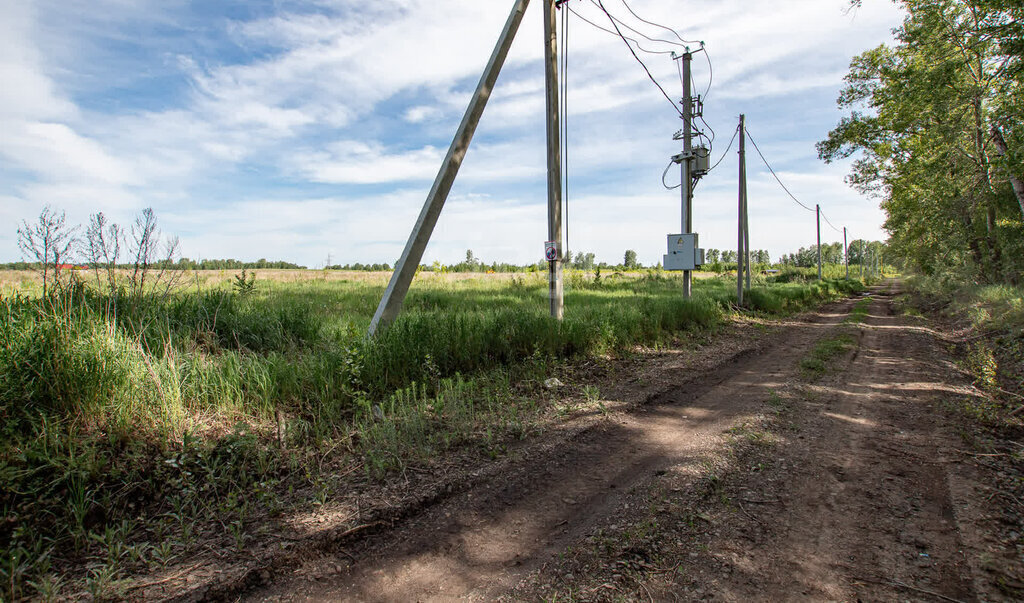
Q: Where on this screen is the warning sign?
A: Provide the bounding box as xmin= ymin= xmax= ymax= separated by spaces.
xmin=544 ymin=241 xmax=559 ymax=261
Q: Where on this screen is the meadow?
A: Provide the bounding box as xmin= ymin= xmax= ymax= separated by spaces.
xmin=0 ymin=267 xmax=864 ymax=599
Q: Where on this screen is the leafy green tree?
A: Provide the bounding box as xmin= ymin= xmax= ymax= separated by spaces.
xmin=820 ymin=0 xmax=1024 ymax=282
xmin=623 ymin=249 xmax=639 ymax=269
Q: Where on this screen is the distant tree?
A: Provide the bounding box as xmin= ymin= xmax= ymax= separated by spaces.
xmin=705 ymin=248 xmax=721 ymax=263
xmin=623 ymin=249 xmax=639 ymax=269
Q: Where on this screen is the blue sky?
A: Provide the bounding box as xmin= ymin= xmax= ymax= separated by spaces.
xmin=1 ymin=0 xmax=905 ymax=267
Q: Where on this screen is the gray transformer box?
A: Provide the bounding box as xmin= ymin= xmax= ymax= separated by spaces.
xmin=663 ymin=233 xmax=705 ymax=271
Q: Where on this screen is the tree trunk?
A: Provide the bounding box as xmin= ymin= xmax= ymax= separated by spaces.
xmin=991 ymin=124 xmax=1024 ymax=220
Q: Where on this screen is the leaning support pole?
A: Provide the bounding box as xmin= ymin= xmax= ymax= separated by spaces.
xmin=368 ymin=0 xmax=531 ymax=337
xmin=737 ymin=115 xmax=746 ymax=306
xmin=544 ymin=0 xmax=564 ymax=320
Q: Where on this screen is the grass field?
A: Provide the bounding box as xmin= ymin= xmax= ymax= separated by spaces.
xmin=0 ymin=267 xmax=864 ymax=599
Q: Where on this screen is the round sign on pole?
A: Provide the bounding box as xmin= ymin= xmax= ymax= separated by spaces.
xmin=544 ymin=241 xmax=558 ymax=261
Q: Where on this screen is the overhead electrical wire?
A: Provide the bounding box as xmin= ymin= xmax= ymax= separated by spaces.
xmin=617 ymin=0 xmax=700 ymax=45
xmin=744 ymin=128 xmax=816 ymax=213
xmin=701 ymin=45 xmax=713 ymax=100
xmin=594 ymin=0 xmax=684 ymax=118
xmin=587 ymin=0 xmax=686 ymax=49
xmin=708 ymin=124 xmax=739 ymax=172
xmin=819 ymin=208 xmax=843 ymax=233
xmin=567 ymin=5 xmax=676 ymax=55
xmin=662 ymin=160 xmax=682 ymax=190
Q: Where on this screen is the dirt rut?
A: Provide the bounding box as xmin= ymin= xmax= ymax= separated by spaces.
xmin=248 ymin=297 xmax=860 ymax=601
xmin=686 ymin=282 xmax=978 ymax=601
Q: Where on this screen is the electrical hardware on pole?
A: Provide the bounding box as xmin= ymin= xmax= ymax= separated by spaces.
xmin=663 ymin=49 xmax=710 ymax=297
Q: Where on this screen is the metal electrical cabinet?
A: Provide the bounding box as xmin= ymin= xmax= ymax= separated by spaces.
xmin=663 ymin=233 xmax=705 ymax=271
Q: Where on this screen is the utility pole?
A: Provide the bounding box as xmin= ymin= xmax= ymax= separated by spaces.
xmin=367 ymin=0 xmax=531 ymax=337
xmin=543 ymin=0 xmax=564 ymax=319
xmin=680 ymin=51 xmax=694 ymax=299
xmin=860 ymin=239 xmax=865 ymax=279
xmin=743 ymin=164 xmax=751 ymax=292
xmin=816 ymin=204 xmax=822 ymax=280
xmin=843 ymin=227 xmax=848 ymax=279
xmin=737 ymin=115 xmax=746 ymax=306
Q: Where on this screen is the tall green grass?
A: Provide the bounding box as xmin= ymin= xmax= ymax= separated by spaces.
xmin=0 ymin=271 xmax=864 ymax=599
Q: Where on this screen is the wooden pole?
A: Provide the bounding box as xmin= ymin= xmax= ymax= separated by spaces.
xmin=816 ymin=204 xmax=822 ymax=280
xmin=843 ymin=227 xmax=849 ymax=279
xmin=367 ymin=0 xmax=532 ymax=336
xmin=544 ymin=0 xmax=564 ymax=319
xmin=737 ymin=115 xmax=745 ymax=306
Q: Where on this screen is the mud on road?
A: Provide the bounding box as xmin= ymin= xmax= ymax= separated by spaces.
xmin=237 ymin=281 xmax=1018 ymax=602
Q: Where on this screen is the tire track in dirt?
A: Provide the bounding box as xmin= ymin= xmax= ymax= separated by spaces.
xmin=247 ymin=298 xmax=860 ymax=602
xmin=691 ymin=281 xmax=978 ymax=601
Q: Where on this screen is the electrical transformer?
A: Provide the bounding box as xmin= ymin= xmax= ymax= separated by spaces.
xmin=663 ymin=233 xmax=705 ymax=271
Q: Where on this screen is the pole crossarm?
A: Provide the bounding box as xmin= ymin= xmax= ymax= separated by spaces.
xmin=367 ymin=0 xmax=532 ymax=337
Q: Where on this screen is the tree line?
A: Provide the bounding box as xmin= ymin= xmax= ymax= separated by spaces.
xmin=821 ymin=0 xmax=1023 ymax=284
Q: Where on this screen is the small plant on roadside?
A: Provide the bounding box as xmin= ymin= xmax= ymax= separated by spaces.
xmin=233 ymin=268 xmax=257 ymax=296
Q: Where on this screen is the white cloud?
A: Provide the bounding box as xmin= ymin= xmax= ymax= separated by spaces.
xmin=0 ymin=0 xmax=904 ymax=268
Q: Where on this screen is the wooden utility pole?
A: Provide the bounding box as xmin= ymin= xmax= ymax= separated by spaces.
xmin=544 ymin=0 xmax=564 ymax=319
xmin=737 ymin=115 xmax=746 ymax=306
xmin=367 ymin=0 xmax=531 ymax=336
xmin=816 ymin=204 xmax=822 ymax=280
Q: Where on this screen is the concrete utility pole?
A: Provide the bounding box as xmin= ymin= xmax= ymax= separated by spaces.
xmin=843 ymin=227 xmax=849 ymax=279
xmin=737 ymin=115 xmax=746 ymax=306
xmin=544 ymin=0 xmax=564 ymax=320
xmin=743 ymin=164 xmax=751 ymax=292
xmin=366 ymin=0 xmax=531 ymax=337
xmin=681 ymin=51 xmax=694 ymax=298
xmin=860 ymin=239 xmax=865 ymax=279
xmin=816 ymin=204 xmax=823 ymax=280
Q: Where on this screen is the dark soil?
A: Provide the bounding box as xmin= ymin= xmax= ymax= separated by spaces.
xmin=137 ymin=281 xmax=1023 ymax=601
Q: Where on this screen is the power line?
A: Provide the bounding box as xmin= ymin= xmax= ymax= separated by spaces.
xmin=662 ymin=159 xmax=681 ymax=190
xmin=701 ymin=44 xmax=713 ymax=100
xmin=594 ymin=0 xmax=684 ymax=118
xmin=744 ymin=127 xmax=815 ymax=212
xmin=819 ymin=208 xmax=843 ymax=233
xmin=567 ymin=6 xmax=675 ymax=55
xmin=617 ymin=0 xmax=700 ymax=45
xmin=588 ymin=0 xmax=686 ymax=49
xmin=708 ymin=124 xmax=739 ymax=172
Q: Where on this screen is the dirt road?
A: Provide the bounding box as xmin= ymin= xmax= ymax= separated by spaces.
xmin=243 ymin=282 xmax=1010 ymax=601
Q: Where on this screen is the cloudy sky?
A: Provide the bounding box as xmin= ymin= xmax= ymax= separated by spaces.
xmin=1 ymin=0 xmax=905 ymax=267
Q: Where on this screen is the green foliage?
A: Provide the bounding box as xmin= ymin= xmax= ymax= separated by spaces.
xmin=623 ymin=249 xmax=639 ymax=269
xmin=232 ymin=269 xmax=257 ymax=296
xmin=800 ymin=333 xmax=857 ymax=378
xmin=820 ymin=1 xmax=1024 ymax=283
